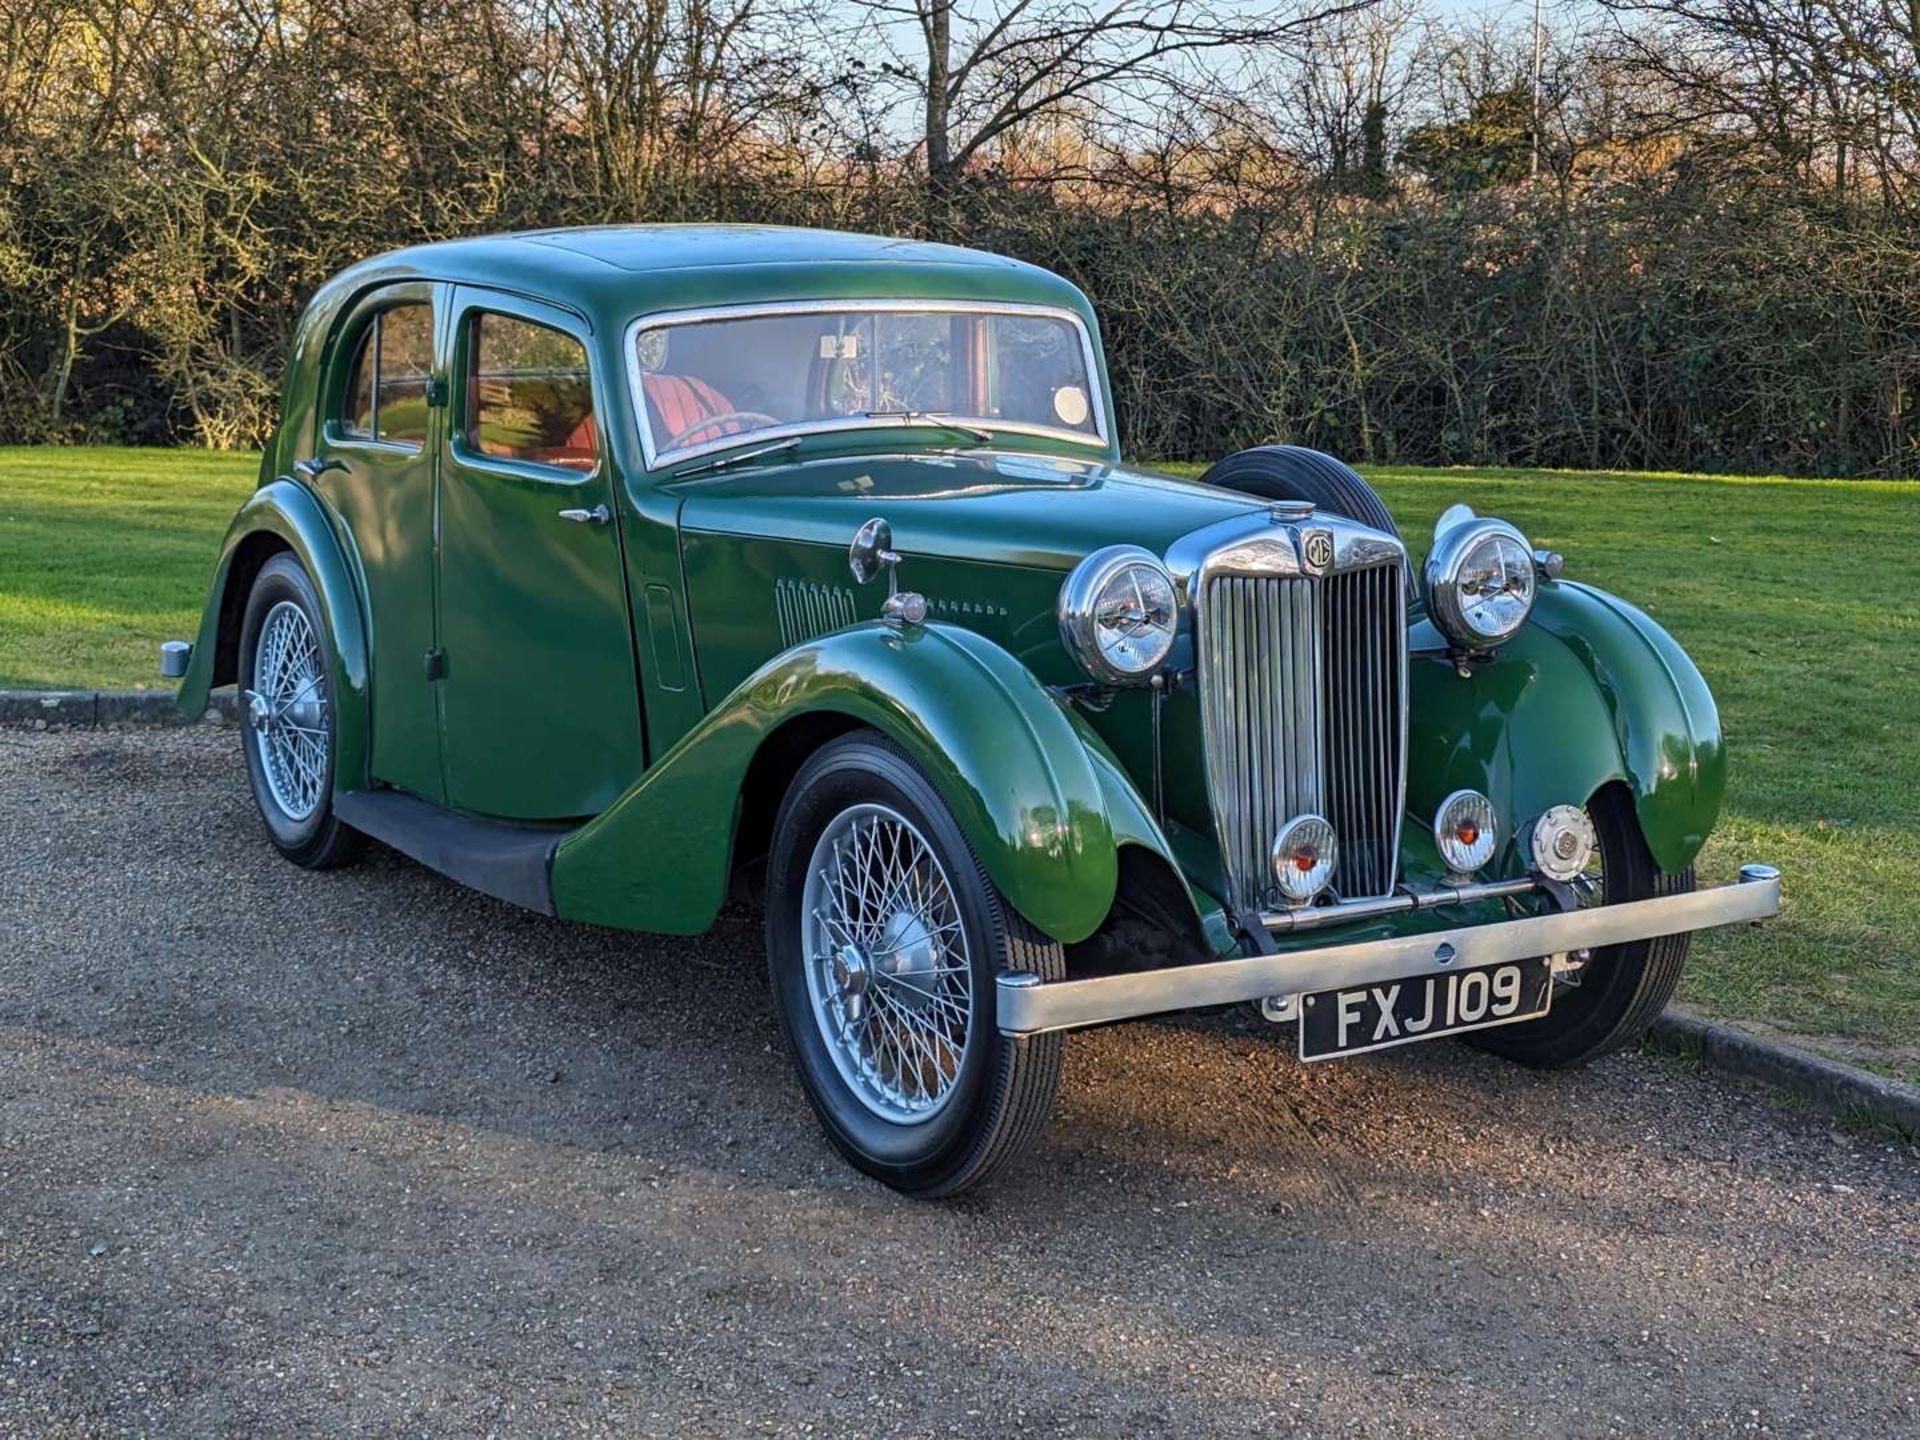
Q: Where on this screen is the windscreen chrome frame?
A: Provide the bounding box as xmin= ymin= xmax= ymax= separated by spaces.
xmin=624 ymin=299 xmax=1111 ymax=470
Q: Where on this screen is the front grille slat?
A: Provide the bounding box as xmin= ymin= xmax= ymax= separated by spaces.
xmin=1198 ymin=561 xmax=1405 ymax=914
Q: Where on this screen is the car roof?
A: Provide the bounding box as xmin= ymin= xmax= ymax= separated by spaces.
xmin=316 ymin=225 xmax=1093 ymax=329
xmin=269 ymin=225 xmax=1118 ymax=481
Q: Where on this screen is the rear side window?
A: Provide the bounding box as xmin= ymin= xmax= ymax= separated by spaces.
xmin=465 ymin=313 xmax=597 ymax=472
xmin=339 ymin=304 xmax=433 ymax=447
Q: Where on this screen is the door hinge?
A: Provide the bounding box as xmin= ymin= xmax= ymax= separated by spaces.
xmin=425 ymin=647 xmax=447 ymax=681
xmin=426 ymin=376 xmax=449 ymax=408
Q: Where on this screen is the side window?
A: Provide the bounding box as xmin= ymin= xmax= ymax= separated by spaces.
xmin=465 ymin=313 xmax=596 ymax=472
xmin=343 ymin=327 xmax=376 ymax=437
xmin=338 ymin=303 xmax=433 ymax=447
xmin=377 ymin=306 xmax=433 ymax=445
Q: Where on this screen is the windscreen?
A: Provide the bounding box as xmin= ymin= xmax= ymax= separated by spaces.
xmin=631 ymin=306 xmax=1102 ymax=460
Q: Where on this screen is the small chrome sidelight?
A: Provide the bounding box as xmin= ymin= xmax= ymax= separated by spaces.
xmin=1434 ymin=790 xmax=1498 ymax=875
xmin=1271 ymin=814 xmax=1338 ymax=906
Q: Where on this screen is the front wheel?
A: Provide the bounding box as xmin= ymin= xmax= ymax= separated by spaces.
xmin=1467 ymin=786 xmax=1691 ymax=1069
xmin=765 ymin=732 xmax=1063 ymax=1197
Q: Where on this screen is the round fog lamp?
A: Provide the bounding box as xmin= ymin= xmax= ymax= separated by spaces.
xmin=1529 ymin=805 xmax=1597 ymax=882
xmin=1434 ymin=790 xmax=1497 ymax=875
xmin=1271 ymin=814 xmax=1338 ymax=907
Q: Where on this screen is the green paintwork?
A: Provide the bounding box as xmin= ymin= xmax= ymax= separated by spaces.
xmin=1404 ymin=578 xmax=1724 ymax=878
xmin=550 ymin=620 xmax=1118 ymax=943
xmin=175 ymin=480 xmax=372 ymax=791
xmin=674 ymin=450 xmax=1255 ymax=698
xmin=177 ymin=224 xmax=1733 ymax=960
xmin=1527 ymin=581 xmax=1726 ymax=872
xmin=307 ymin=280 xmax=444 ymax=801
xmin=434 ymin=285 xmax=645 ymax=819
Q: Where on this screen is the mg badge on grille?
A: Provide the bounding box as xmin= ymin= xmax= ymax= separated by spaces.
xmin=1301 ymin=529 xmax=1334 ymax=574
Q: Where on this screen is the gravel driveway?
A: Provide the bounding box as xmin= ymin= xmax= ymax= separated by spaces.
xmin=1 ymin=726 xmax=1914 ymax=1437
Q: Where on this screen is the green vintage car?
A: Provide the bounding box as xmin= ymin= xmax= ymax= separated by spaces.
xmin=168 ymin=225 xmax=1779 ymax=1196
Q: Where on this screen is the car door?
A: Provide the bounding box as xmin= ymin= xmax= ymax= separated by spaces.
xmin=311 ymin=283 xmax=446 ymax=803
xmin=436 ymin=286 xmax=644 ymax=820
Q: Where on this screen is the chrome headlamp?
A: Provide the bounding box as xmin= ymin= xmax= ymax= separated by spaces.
xmin=1058 ymin=545 xmax=1178 ymax=684
xmin=1424 ymin=508 xmax=1536 ymax=650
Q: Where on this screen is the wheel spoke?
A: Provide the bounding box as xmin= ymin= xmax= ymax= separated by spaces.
xmin=252 ymin=600 xmax=328 ymax=823
xmin=798 ymin=802 xmax=973 ymax=1124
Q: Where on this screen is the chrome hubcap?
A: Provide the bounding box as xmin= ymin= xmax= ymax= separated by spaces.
xmin=250 ymin=600 xmax=327 ymax=823
xmin=832 ymin=943 xmax=871 ymax=1007
xmin=801 ymin=803 xmax=972 ymax=1124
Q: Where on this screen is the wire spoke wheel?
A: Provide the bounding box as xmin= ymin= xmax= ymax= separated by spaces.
xmin=248 ymin=599 xmax=328 ymax=823
xmin=800 ymin=802 xmax=972 ymax=1124
xmin=767 ymin=732 xmax=1063 ymax=1195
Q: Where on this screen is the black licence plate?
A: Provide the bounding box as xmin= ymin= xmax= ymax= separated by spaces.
xmin=1298 ymin=957 xmax=1552 ymax=1061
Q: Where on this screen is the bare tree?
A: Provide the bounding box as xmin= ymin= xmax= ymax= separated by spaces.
xmin=1598 ymin=0 xmax=1920 ymax=212
xmin=834 ymin=0 xmax=1380 ymax=190
xmin=1279 ymin=0 xmax=1417 ymax=195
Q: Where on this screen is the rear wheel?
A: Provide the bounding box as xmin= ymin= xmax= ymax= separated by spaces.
xmin=237 ymin=553 xmax=363 ymax=869
xmin=1467 ymin=787 xmax=1691 ymax=1069
xmin=765 ymin=732 xmax=1063 ymax=1197
xmin=1201 ymin=445 xmax=1399 ymax=538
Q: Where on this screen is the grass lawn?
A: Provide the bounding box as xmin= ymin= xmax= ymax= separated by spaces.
xmin=2 ymin=446 xmax=1916 ymax=1075
xmin=0 ymin=447 xmax=257 ymax=690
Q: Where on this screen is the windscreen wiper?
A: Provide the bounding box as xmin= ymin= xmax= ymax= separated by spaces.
xmin=670 ymin=436 xmax=802 ymax=481
xmin=863 ymin=411 xmax=994 ymax=443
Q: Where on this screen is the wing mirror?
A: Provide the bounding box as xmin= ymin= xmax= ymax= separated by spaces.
xmin=848 ymin=517 xmax=898 ymax=585
xmin=849 ymin=517 xmax=927 ymax=628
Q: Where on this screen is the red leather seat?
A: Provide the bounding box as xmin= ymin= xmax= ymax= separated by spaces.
xmin=644 ymin=373 xmax=746 ymax=449
xmin=524 ymin=413 xmax=597 ymax=471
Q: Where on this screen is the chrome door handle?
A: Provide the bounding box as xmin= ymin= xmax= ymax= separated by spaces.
xmin=293 ymin=456 xmax=346 ymax=482
xmin=558 ymin=504 xmax=610 ymax=526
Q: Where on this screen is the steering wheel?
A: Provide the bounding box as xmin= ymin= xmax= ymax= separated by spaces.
xmin=666 ymin=411 xmax=780 ymax=450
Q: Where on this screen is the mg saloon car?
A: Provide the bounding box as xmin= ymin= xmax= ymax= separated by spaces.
xmin=167 ymin=226 xmax=1780 ymax=1196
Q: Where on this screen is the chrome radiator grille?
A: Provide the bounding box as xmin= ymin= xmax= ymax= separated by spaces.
xmin=1198 ymin=563 xmax=1406 ymax=913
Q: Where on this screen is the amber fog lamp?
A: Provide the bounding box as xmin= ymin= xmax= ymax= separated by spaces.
xmin=1424 ymin=510 xmax=1536 ymax=651
xmin=1271 ymin=814 xmax=1338 ymax=906
xmin=1529 ymin=804 xmax=1597 ymax=882
xmin=1058 ymin=545 xmax=1178 ymax=684
xmin=1434 ymin=789 xmax=1497 ymax=875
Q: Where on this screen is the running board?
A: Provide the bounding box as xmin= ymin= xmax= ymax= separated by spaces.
xmin=335 ymin=790 xmax=577 ymax=916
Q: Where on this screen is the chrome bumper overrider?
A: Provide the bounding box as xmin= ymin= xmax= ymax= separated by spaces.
xmin=995 ymin=864 xmax=1782 ymax=1037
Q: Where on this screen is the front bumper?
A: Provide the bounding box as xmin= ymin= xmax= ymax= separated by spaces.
xmin=995 ymin=863 xmax=1781 ymax=1037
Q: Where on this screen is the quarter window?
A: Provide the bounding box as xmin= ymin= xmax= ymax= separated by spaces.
xmin=339 ymin=304 xmax=434 ymax=447
xmin=464 ymin=313 xmax=597 ymax=472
